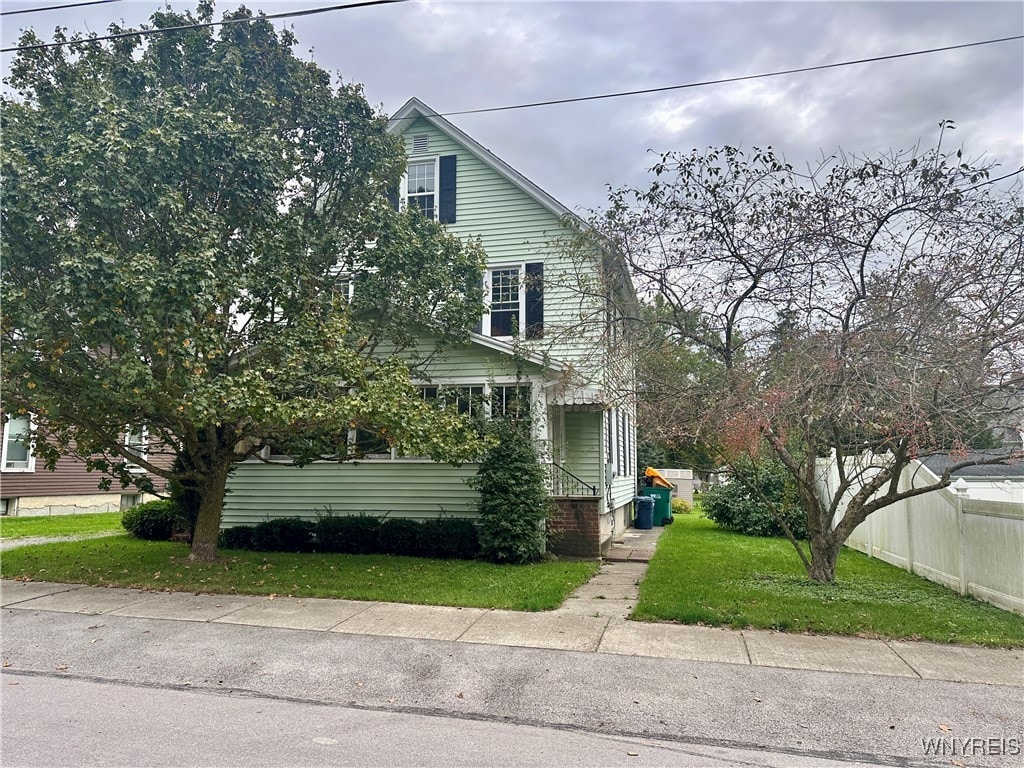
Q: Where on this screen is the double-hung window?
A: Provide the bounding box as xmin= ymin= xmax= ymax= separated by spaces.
xmin=2 ymin=414 xmax=34 ymax=472
xmin=406 ymin=159 xmax=436 ymax=219
xmin=483 ymin=263 xmax=544 ymax=339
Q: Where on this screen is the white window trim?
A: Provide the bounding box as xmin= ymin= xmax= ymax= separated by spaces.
xmin=124 ymin=425 xmax=148 ymax=473
xmin=403 ymin=156 xmax=439 ymax=220
xmin=2 ymin=414 xmax=36 ymax=473
xmin=351 ymin=379 xmax=537 ymax=462
xmin=482 ymin=264 xmax=526 ymax=339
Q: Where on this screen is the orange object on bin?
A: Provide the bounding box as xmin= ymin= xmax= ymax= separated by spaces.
xmin=644 ymin=467 xmax=673 ymax=489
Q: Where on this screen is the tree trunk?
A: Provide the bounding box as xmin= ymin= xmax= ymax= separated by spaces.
xmin=807 ymin=532 xmax=841 ymax=584
xmin=188 ymin=458 xmax=232 ymax=563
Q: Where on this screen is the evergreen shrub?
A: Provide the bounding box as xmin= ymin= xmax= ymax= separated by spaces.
xmin=218 ymin=525 xmax=256 ymax=550
xmin=121 ymin=500 xmax=177 ymax=540
xmin=471 ymin=418 xmax=552 ymax=564
xmin=377 ymin=518 xmax=423 ymax=556
xmin=420 ymin=517 xmax=480 ymax=560
xmin=314 ymin=513 xmax=381 ymax=554
xmin=251 ymin=517 xmax=314 ymax=552
xmin=701 ymin=459 xmax=807 ymax=538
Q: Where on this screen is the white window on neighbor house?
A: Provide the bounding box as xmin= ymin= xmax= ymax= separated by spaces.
xmin=124 ymin=426 xmax=147 ymax=472
xmin=405 ymin=158 xmax=437 ymax=219
xmin=2 ymin=414 xmax=35 ymax=472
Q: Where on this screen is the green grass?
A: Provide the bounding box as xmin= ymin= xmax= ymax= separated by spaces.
xmin=634 ymin=514 xmax=1024 ymax=647
xmin=0 ymin=512 xmax=124 ymax=540
xmin=0 ymin=534 xmax=598 ymax=611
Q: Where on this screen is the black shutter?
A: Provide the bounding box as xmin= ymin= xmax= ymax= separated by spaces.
xmin=525 ymin=262 xmax=544 ymax=339
xmin=386 ymin=184 xmax=400 ymax=211
xmin=438 ymin=154 xmax=457 ymax=223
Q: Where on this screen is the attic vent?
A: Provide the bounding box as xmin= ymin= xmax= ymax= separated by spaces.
xmin=412 ymin=134 xmax=429 ymax=154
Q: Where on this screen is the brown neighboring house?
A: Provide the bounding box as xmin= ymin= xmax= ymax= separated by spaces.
xmin=0 ymin=414 xmax=167 ymax=516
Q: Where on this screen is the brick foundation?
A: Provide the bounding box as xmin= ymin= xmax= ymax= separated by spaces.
xmin=548 ymin=496 xmax=601 ymax=558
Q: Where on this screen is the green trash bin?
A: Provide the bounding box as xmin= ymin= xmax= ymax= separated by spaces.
xmin=642 ymin=487 xmax=673 ymax=526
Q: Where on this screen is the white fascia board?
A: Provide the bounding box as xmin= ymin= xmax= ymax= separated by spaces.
xmin=467 ymin=332 xmax=567 ymax=373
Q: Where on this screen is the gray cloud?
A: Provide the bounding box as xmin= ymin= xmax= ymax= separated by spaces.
xmin=3 ymin=0 xmax=1020 ymax=213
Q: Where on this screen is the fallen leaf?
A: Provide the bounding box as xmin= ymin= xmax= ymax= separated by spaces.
xmin=939 ymin=724 xmax=952 ymax=732
xmin=8 ymin=682 xmax=18 ymax=686
xmin=627 ymin=752 xmax=639 ymax=757
xmin=2 ymin=661 xmax=11 ymax=668
xmin=754 ymin=698 xmax=762 ymax=703
xmin=90 ymin=639 xmax=99 ymax=644
xmin=456 ymin=692 xmax=464 ymax=699
xmin=55 ymin=665 xmax=68 ymax=671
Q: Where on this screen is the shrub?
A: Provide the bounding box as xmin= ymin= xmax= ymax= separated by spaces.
xmin=671 ymin=498 xmax=692 ymax=515
xmin=251 ymin=517 xmax=314 ymax=553
xmin=470 ymin=418 xmax=552 ymax=564
xmin=377 ymin=518 xmax=423 ymax=556
xmin=701 ymin=459 xmax=807 ymax=538
xmin=420 ymin=517 xmax=480 ymax=560
xmin=121 ymin=500 xmax=177 ymax=541
xmin=314 ymin=512 xmax=381 ymax=554
xmin=218 ymin=525 xmax=256 ymax=550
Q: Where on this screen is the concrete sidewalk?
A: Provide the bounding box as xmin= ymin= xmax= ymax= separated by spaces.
xmin=4 ymin=573 xmax=1022 ymax=688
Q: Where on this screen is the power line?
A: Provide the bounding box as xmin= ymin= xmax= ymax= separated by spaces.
xmin=435 ymin=35 xmax=1024 ymax=117
xmin=2 ymin=0 xmax=122 ymax=18
xmin=1 ymin=0 xmax=409 ymax=53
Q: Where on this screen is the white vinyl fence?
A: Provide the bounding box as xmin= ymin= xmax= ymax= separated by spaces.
xmin=818 ymin=459 xmax=1024 ymax=615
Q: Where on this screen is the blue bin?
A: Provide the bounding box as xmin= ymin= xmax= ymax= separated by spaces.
xmin=633 ymin=496 xmax=654 ymax=530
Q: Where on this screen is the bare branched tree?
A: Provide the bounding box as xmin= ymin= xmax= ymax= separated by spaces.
xmin=590 ymin=124 xmax=1024 ymax=582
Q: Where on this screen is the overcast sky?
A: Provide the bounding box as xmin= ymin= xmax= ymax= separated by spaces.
xmin=2 ymin=0 xmax=1021 ymax=213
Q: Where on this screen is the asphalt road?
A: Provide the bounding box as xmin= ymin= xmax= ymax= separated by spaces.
xmin=2 ymin=608 xmax=1022 ymax=767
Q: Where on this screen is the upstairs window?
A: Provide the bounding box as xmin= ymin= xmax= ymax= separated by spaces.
xmin=482 ymin=263 xmax=544 ymax=339
xmin=489 ymin=268 xmax=521 ymax=337
xmin=2 ymin=414 xmax=34 ymax=472
xmin=406 ymin=159 xmax=436 ymax=219
xmin=399 ymin=155 xmax=457 ymax=223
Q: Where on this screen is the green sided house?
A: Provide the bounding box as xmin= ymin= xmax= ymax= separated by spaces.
xmin=222 ymin=97 xmax=638 ymax=557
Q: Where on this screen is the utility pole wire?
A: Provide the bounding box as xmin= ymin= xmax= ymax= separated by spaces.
xmin=2 ymin=0 xmax=122 ymax=17
xmin=434 ymin=35 xmax=1024 ymax=117
xmin=1 ymin=0 xmax=409 ymax=52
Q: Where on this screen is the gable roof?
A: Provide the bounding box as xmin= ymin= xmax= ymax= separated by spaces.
xmin=389 ymin=97 xmax=638 ymax=309
xmin=388 ymin=97 xmax=578 ymax=224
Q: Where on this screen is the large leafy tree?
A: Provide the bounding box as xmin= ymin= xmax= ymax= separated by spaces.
xmin=1 ymin=3 xmax=486 ymax=561
xmin=595 ymin=126 xmax=1024 ymax=583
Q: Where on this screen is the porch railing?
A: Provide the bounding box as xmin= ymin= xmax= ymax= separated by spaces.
xmin=549 ymin=462 xmax=598 ymax=496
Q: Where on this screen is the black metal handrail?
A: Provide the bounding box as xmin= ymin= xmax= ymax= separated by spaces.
xmin=549 ymin=462 xmax=598 ymax=496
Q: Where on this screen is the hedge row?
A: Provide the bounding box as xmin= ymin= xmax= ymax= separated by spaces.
xmin=218 ymin=514 xmax=481 ymax=560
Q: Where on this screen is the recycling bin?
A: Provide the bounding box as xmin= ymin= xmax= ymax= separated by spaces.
xmin=642 ymin=486 xmax=673 ymax=526
xmin=632 ymin=495 xmax=654 ymax=530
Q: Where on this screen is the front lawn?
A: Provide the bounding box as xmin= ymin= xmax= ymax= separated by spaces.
xmin=0 ymin=512 xmax=124 ymax=540
xmin=0 ymin=535 xmax=598 ymax=612
xmin=634 ymin=514 xmax=1024 ymax=647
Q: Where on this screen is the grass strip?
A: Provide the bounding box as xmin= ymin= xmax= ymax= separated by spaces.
xmin=634 ymin=513 xmax=1024 ymax=647
xmin=0 ymin=534 xmax=598 ymax=612
xmin=0 ymin=512 xmax=124 ymax=540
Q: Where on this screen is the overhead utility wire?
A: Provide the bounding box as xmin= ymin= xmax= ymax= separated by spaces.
xmin=1 ymin=0 xmax=408 ymax=52
xmin=2 ymin=0 xmax=122 ymax=17
xmin=435 ymin=35 xmax=1024 ymax=117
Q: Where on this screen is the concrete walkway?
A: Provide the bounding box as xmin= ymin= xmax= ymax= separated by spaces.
xmin=3 ymin=522 xmax=1022 ymax=689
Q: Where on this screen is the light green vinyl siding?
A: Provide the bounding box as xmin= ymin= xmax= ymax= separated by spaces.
xmin=403 ymin=118 xmax=604 ymax=369
xmin=562 ymin=412 xmax=602 ymax=492
xmin=223 ymin=461 xmax=479 ymax=526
